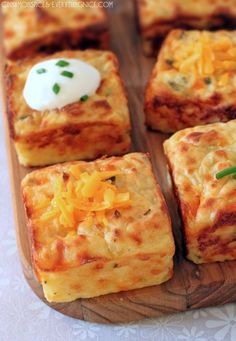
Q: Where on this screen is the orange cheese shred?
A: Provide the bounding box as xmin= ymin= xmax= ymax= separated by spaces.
xmin=172 ymin=31 xmax=236 ymax=84
xmin=41 ymin=166 xmax=131 ymax=230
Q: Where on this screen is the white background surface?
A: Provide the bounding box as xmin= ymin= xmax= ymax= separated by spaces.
xmin=1 ymin=114 xmax=236 ymax=341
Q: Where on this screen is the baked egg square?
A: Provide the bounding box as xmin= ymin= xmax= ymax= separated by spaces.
xmin=5 ymin=50 xmax=131 ymax=166
xmin=21 ymin=153 xmax=175 ymax=302
xmin=136 ymin=0 xmax=236 ymax=56
xmin=3 ymin=0 xmax=109 ymax=60
xmin=164 ymin=120 xmax=236 ymax=264
xmin=145 ymin=30 xmax=236 ymax=133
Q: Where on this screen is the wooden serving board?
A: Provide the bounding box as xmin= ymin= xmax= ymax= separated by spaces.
xmin=2 ymin=0 xmax=236 ymax=324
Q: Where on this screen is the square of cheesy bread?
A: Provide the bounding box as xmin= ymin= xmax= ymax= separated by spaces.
xmin=145 ymin=30 xmax=236 ymax=133
xmin=136 ymin=0 xmax=236 ymax=56
xmin=5 ymin=50 xmax=131 ymax=166
xmin=164 ymin=120 xmax=236 ymax=264
xmin=3 ymin=0 xmax=109 ymax=60
xmin=21 ymin=153 xmax=175 ymax=302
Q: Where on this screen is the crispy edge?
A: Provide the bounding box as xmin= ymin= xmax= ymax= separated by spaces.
xmin=4 ymin=19 xmax=109 ymax=60
xmin=144 ymin=85 xmax=236 ymax=132
xmin=4 ymin=63 xmax=16 ymax=139
xmin=14 ymin=123 xmax=131 ymax=167
xmin=163 ymin=143 xmax=189 ymax=259
xmin=136 ymin=1 xmax=236 ymax=55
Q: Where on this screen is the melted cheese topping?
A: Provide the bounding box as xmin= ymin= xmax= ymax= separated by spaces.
xmin=39 ymin=166 xmax=131 ymax=231
xmin=159 ymin=30 xmax=236 ymax=99
xmin=172 ymin=31 xmax=236 ymax=79
xmin=23 ymin=58 xmax=101 ymax=111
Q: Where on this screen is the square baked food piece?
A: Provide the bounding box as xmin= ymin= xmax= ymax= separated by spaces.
xmin=5 ymin=50 xmax=131 ymax=166
xmin=3 ymin=0 xmax=109 ymax=60
xmin=145 ymin=30 xmax=236 ymax=133
xmin=21 ymin=153 xmax=175 ymax=302
xmin=136 ymin=0 xmax=236 ymax=56
xmin=164 ymin=120 xmax=236 ymax=264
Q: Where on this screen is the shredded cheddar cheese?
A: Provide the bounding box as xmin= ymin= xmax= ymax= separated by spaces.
xmin=170 ymin=31 xmax=236 ymax=84
xmin=40 ymin=166 xmax=131 ymax=230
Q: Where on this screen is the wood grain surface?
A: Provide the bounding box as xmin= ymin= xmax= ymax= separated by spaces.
xmin=1 ymin=0 xmax=236 ymax=324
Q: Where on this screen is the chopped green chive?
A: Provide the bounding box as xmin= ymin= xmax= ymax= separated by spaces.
xmin=144 ymin=209 xmax=151 ymax=216
xmin=105 ymin=88 xmax=112 ymax=96
xmin=165 ymin=59 xmax=174 ymax=66
xmin=61 ymin=70 xmax=74 ymax=78
xmin=36 ymin=68 xmax=46 ymax=74
xmin=80 ymin=95 xmax=89 ymax=102
xmin=204 ymin=77 xmax=212 ymax=85
xmin=215 ymin=166 xmax=236 ymax=180
xmin=56 ymin=60 xmax=70 ymax=67
xmin=19 ymin=115 xmax=29 ymax=120
xmin=53 ymin=83 xmax=60 ymax=94
xmin=168 ymin=81 xmax=181 ymax=91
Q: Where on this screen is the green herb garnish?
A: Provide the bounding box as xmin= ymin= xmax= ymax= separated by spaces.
xmin=215 ymin=166 xmax=236 ymax=180
xmin=19 ymin=115 xmax=29 ymax=120
xmin=61 ymin=70 xmax=74 ymax=78
xmin=36 ymin=68 xmax=46 ymax=74
xmin=181 ymin=76 xmax=188 ymax=84
xmin=204 ymin=77 xmax=212 ymax=85
xmin=52 ymin=83 xmax=60 ymax=94
xmin=80 ymin=95 xmax=89 ymax=102
xmin=168 ymin=81 xmax=181 ymax=91
xmin=56 ymin=60 xmax=70 ymax=67
xmin=105 ymin=88 xmax=112 ymax=96
xmin=144 ymin=209 xmax=151 ymax=216
xmin=165 ymin=59 xmax=174 ymax=66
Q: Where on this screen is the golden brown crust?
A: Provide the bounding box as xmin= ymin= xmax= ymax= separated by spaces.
xmin=145 ymin=30 xmax=236 ymax=132
xmin=3 ymin=0 xmax=109 ymax=59
xmin=145 ymin=88 xmax=236 ymax=133
xmin=164 ymin=120 xmax=236 ymax=263
xmin=21 ymin=153 xmax=175 ymax=301
xmin=136 ymin=0 xmax=236 ymax=55
xmin=5 ymin=50 xmax=131 ymax=166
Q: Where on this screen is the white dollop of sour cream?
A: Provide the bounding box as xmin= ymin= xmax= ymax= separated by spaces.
xmin=23 ymin=58 xmax=101 ymax=111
